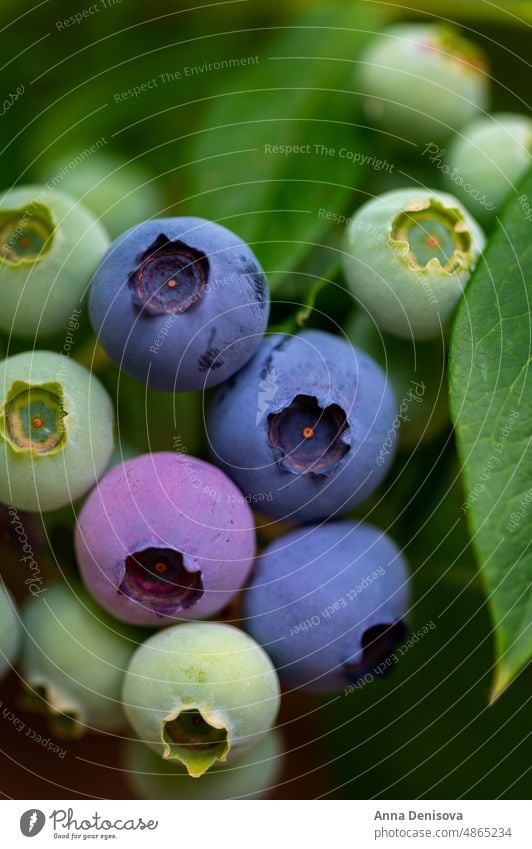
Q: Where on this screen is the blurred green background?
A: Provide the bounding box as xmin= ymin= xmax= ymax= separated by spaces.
xmin=0 ymin=0 xmax=530 ymax=799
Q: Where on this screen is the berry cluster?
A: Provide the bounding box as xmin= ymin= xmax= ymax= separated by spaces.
xmin=0 ymin=20 xmax=526 ymax=800
xmin=0 ymin=206 xmax=409 ymax=790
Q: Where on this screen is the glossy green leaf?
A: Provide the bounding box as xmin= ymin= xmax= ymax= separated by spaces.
xmin=449 ymin=169 xmax=532 ymax=699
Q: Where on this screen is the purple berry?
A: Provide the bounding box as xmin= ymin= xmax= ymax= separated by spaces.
xmin=89 ymin=217 xmax=270 ymax=392
xmin=207 ymin=330 xmax=398 ymax=523
xmin=75 ymin=452 xmax=256 ymax=626
xmin=243 ymin=521 xmax=410 ymax=693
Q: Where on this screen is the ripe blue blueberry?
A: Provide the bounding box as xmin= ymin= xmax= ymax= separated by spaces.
xmin=358 ymin=24 xmax=489 ymax=143
xmin=75 ymin=452 xmax=256 ymax=626
xmin=20 ymin=581 xmax=141 ymax=737
xmin=89 ymin=217 xmax=270 ymax=392
xmin=0 ymin=351 xmax=114 ymax=512
xmin=243 ymin=521 xmax=410 ymax=693
xmin=445 ymin=113 xmax=532 ymax=222
xmin=343 ymin=189 xmax=485 ymax=340
xmin=207 ymin=330 xmax=398 ymax=523
xmin=0 ymin=185 xmax=109 ymax=338
xmin=125 ymin=729 xmax=284 ymax=800
xmin=0 ymin=585 xmax=21 ymax=681
xmin=122 ymin=622 xmax=281 ymax=777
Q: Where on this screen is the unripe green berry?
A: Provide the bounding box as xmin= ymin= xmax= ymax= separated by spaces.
xmin=20 ymin=581 xmax=141 ymax=738
xmin=358 ymin=24 xmax=489 ymax=143
xmin=0 ymin=585 xmax=21 ymax=681
xmin=0 ymin=186 xmax=109 ymax=339
xmin=342 ymin=188 xmax=485 ymax=340
xmin=445 ymin=113 xmax=532 ymax=221
xmin=122 ymin=622 xmax=281 ymax=778
xmin=125 ymin=729 xmax=284 ymax=800
xmin=0 ymin=350 xmax=114 ymax=512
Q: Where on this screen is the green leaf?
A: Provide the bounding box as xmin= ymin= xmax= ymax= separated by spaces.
xmin=187 ymin=5 xmax=383 ymax=290
xmin=449 ymin=169 xmax=532 ymax=700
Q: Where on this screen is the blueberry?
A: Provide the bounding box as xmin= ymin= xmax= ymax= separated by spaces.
xmin=125 ymin=729 xmax=284 ymax=799
xmin=243 ymin=521 xmax=410 ymax=693
xmin=75 ymin=452 xmax=256 ymax=626
xmin=20 ymin=581 xmax=141 ymax=737
xmin=343 ymin=189 xmax=485 ymax=340
xmin=207 ymin=330 xmax=397 ymax=523
xmin=122 ymin=622 xmax=281 ymax=777
xmin=0 ymin=185 xmax=109 ymax=338
xmin=0 ymin=351 xmax=114 ymax=512
xmin=358 ymin=24 xmax=489 ymax=142
xmin=445 ymin=113 xmax=532 ymax=221
xmin=38 ymin=149 xmax=165 ymax=237
xmin=89 ymin=217 xmax=270 ymax=392
xmin=0 ymin=585 xmax=21 ymax=681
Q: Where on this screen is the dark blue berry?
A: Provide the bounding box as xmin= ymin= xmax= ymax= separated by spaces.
xmin=207 ymin=330 xmax=398 ymax=522
xmin=89 ymin=218 xmax=270 ymax=392
xmin=243 ymin=521 xmax=410 ymax=692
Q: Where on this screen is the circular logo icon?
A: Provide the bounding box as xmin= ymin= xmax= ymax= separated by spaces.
xmin=20 ymin=810 xmax=46 ymax=837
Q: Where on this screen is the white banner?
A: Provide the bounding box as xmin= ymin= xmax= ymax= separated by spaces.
xmin=1 ymin=800 xmax=528 ymax=848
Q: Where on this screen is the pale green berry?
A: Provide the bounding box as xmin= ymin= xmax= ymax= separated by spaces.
xmin=122 ymin=622 xmax=281 ymax=778
xmin=358 ymin=24 xmax=489 ymax=143
xmin=0 ymin=185 xmax=109 ymax=339
xmin=125 ymin=729 xmax=284 ymax=800
xmin=0 ymin=350 xmax=114 ymax=512
xmin=342 ymin=188 xmax=485 ymax=340
xmin=0 ymin=585 xmax=21 ymax=680
xmin=445 ymin=113 xmax=532 ymax=221
xmin=20 ymin=581 xmax=141 ymax=738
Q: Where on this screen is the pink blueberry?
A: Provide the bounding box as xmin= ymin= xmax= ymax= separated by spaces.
xmin=75 ymin=452 xmax=256 ymax=626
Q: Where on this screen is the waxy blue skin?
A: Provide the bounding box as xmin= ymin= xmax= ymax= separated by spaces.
xmin=207 ymin=330 xmax=398 ymax=523
xmin=243 ymin=521 xmax=410 ymax=693
xmin=89 ymin=217 xmax=270 ymax=392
